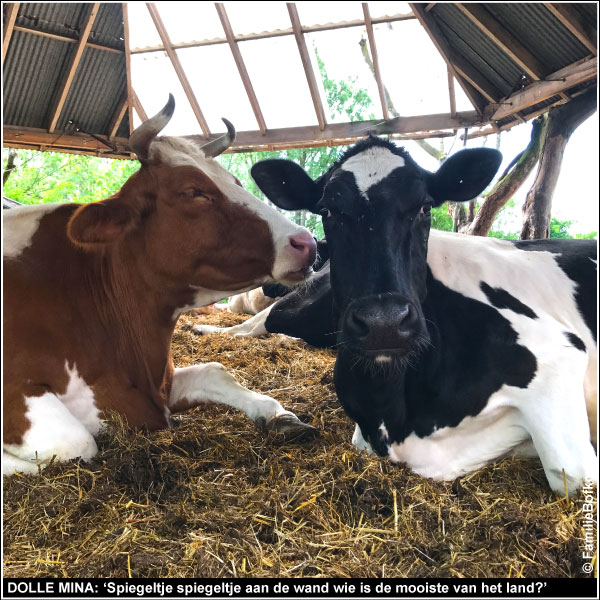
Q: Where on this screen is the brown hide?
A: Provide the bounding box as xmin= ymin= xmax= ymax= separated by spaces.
xmin=4 ymin=164 xmax=275 ymax=444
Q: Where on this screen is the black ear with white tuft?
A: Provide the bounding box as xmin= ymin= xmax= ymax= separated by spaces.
xmin=251 ymin=159 xmax=321 ymax=213
xmin=428 ymin=148 xmax=503 ymax=206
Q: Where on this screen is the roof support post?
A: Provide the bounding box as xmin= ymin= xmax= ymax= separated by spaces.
xmin=146 ymin=2 xmax=210 ymax=136
xmin=215 ymin=3 xmax=267 ymax=134
xmin=287 ymin=3 xmax=327 ymax=131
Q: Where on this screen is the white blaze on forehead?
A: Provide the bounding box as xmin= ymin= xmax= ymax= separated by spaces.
xmin=3 ymin=203 xmax=61 ymax=258
xmin=341 ymin=146 xmax=406 ymax=195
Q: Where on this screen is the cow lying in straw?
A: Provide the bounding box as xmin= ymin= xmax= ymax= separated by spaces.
xmin=194 ymin=136 xmax=597 ymax=495
xmin=3 ymin=96 xmax=318 ymax=475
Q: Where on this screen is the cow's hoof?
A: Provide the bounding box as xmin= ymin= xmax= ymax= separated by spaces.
xmin=265 ymin=413 xmax=319 ymax=439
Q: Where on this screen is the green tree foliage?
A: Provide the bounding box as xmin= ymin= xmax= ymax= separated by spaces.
xmin=2 ymin=149 xmax=139 ymax=205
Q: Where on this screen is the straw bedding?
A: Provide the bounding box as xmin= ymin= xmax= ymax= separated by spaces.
xmin=3 ymin=313 xmax=593 ymax=578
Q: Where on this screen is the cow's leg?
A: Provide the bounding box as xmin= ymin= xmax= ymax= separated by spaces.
xmin=168 ymin=363 xmax=317 ymax=436
xmin=517 ymin=349 xmax=597 ymax=496
xmin=3 ymin=392 xmax=97 ymax=475
xmin=352 ymin=423 xmax=375 ymax=455
xmin=192 ymin=305 xmax=273 ymax=337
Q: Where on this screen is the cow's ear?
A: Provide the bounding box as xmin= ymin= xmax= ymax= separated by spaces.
xmin=251 ymin=159 xmax=321 ymax=213
xmin=67 ymin=196 xmax=138 ymax=248
xmin=428 ymin=148 xmax=502 ymax=206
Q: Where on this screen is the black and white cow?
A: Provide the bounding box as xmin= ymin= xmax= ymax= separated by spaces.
xmin=194 ymin=136 xmax=597 ymax=495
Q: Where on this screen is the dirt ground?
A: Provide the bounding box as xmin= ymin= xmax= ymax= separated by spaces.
xmin=3 ymin=312 xmax=594 ymax=578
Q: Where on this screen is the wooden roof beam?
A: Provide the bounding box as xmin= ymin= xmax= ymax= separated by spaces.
xmin=545 ymin=3 xmax=597 ymax=56
xmin=2 ymin=3 xmax=20 ymax=63
xmin=108 ymin=96 xmax=129 ymax=139
xmin=122 ymin=3 xmax=134 ymax=137
xmin=130 ymin=13 xmax=416 ymax=54
xmin=409 ymin=3 xmax=486 ymax=115
xmin=10 ymin=25 xmax=122 ymax=54
xmin=491 ymin=57 xmax=597 ymax=121
xmin=456 ymin=4 xmax=547 ymax=80
xmin=132 ymin=89 xmax=149 ymax=122
xmin=362 ymin=4 xmax=389 ymax=120
xmin=447 ymin=67 xmax=456 ymax=118
xmin=287 ymin=3 xmax=327 ymax=131
xmin=146 ymin=3 xmax=210 ymax=136
xmin=48 ymin=3 xmax=100 ymax=133
xmin=215 ymin=3 xmax=266 ymax=134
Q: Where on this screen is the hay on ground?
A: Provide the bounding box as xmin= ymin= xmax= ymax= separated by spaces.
xmin=3 ymin=313 xmax=594 ymax=578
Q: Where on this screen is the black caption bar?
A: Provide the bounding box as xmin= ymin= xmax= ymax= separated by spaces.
xmin=3 ymin=577 xmax=597 ymax=599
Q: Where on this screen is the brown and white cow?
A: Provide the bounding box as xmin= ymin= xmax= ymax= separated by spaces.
xmin=3 ymin=96 xmax=317 ymax=475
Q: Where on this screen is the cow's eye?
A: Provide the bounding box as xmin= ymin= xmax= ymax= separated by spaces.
xmin=420 ymin=203 xmax=432 ymax=215
xmin=319 ymin=207 xmax=332 ymax=219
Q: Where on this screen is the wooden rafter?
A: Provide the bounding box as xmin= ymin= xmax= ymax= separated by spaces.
xmin=447 ymin=68 xmax=456 ymax=118
xmin=108 ymin=96 xmax=129 ymax=139
xmin=545 ymin=3 xmax=597 ymax=56
xmin=2 ymin=3 xmax=20 ymax=63
xmin=146 ymin=2 xmax=210 ymax=136
xmin=362 ymin=4 xmax=389 ymax=120
xmin=215 ymin=3 xmax=266 ymax=134
xmin=11 ymin=25 xmax=122 ymax=54
xmin=132 ymin=89 xmax=149 ymax=122
xmin=456 ymin=4 xmax=547 ymax=80
xmin=491 ymin=57 xmax=597 ymax=121
xmin=47 ymin=3 xmax=100 ymax=133
xmin=409 ymin=3 xmax=486 ymax=115
xmin=130 ymin=12 xmax=416 ymax=54
xmin=122 ymin=3 xmax=134 ymax=136
xmin=4 ymin=110 xmax=479 ymax=156
xmin=287 ymin=3 xmax=327 ymax=131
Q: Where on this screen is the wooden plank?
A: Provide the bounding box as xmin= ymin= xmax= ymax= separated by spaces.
xmin=132 ymin=89 xmax=149 ymax=122
xmin=545 ymin=3 xmax=597 ymax=56
xmin=447 ymin=67 xmax=456 ymax=118
xmin=409 ymin=3 xmax=486 ymax=115
xmin=122 ymin=3 xmax=134 ymax=136
xmin=452 ymin=58 xmax=502 ymax=104
xmin=108 ymin=96 xmax=129 ymax=139
xmin=491 ymin=57 xmax=597 ymax=121
xmin=425 ymin=4 xmax=436 ymax=12
xmin=456 ymin=4 xmax=547 ymax=80
xmin=11 ymin=25 xmax=122 ymax=53
xmin=287 ymin=3 xmax=327 ymax=131
xmin=5 ymin=111 xmax=478 ymax=156
xmin=2 ymin=3 xmax=20 ymax=63
xmin=130 ymin=12 xmax=416 ymax=54
xmin=146 ymin=2 xmax=210 ymax=136
xmin=362 ymin=4 xmax=389 ymax=120
xmin=4 ymin=126 xmax=130 ymax=152
xmin=215 ymin=3 xmax=266 ymax=134
xmin=48 ymin=4 xmax=100 ymax=133
xmin=188 ymin=110 xmax=479 ymax=148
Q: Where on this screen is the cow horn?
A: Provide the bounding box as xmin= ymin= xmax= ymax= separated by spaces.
xmin=128 ymin=94 xmax=175 ymax=160
xmin=200 ymin=118 xmax=236 ymax=158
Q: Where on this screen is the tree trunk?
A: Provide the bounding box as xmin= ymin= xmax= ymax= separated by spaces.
xmin=520 ymin=88 xmax=597 ymax=240
xmin=3 ymin=148 xmax=17 ymax=186
xmin=468 ymin=116 xmax=548 ymax=236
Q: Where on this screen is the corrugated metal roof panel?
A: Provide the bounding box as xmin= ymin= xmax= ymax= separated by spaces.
xmin=3 ymin=31 xmax=72 ymax=128
xmin=89 ymin=3 xmax=125 ymax=51
xmin=56 ymin=47 xmax=128 ymax=134
xmin=485 ymin=4 xmax=591 ymax=74
xmin=433 ymin=3 xmax=523 ymax=98
xmin=15 ymin=3 xmax=89 ymax=40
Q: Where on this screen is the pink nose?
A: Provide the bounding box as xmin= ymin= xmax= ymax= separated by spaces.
xmin=289 ymin=232 xmax=317 ymax=268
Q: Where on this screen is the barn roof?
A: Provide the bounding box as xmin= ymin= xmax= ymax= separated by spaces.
xmin=2 ymin=2 xmax=597 ymax=159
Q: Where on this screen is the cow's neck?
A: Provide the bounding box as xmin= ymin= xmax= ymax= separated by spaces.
xmin=91 ymin=242 xmax=178 ymax=399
